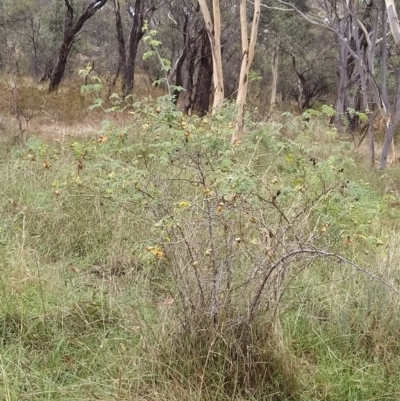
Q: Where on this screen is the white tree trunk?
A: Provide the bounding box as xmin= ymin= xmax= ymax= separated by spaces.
xmin=270 ymin=43 xmax=279 ymax=112
xmin=198 ymin=0 xmax=224 ymax=110
xmin=385 ymin=0 xmax=400 ymax=43
xmin=232 ymin=0 xmax=261 ymax=144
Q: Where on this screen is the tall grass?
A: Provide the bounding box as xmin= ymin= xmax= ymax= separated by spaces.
xmin=1 ymin=98 xmax=400 ymax=400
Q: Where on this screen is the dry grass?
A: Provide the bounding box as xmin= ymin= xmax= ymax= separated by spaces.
xmin=0 ymin=71 xmax=164 ymax=145
xmin=2 ymin=85 xmax=400 ymax=400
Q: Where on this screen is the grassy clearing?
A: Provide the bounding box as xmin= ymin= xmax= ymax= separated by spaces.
xmin=1 ymin=96 xmax=400 ymax=400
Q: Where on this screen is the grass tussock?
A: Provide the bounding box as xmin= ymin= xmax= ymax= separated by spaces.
xmin=1 ymin=95 xmax=400 ymax=400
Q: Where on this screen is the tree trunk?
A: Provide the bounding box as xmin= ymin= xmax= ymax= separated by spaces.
xmin=28 ymin=18 xmax=40 ymax=77
xmin=171 ymin=14 xmax=189 ymax=104
xmin=49 ymin=40 xmax=72 ymax=91
xmin=183 ymin=38 xmax=198 ymax=114
xmin=124 ymin=34 xmax=142 ymax=97
xmin=198 ymin=0 xmax=224 ymax=110
xmin=368 ymin=112 xmax=375 ymax=168
xmin=379 ymin=2 xmax=398 ymax=168
xmin=332 ymin=50 xmax=346 ymax=130
xmin=123 ymin=0 xmax=143 ymax=97
xmin=303 ymin=91 xmax=311 ymax=109
xmin=114 ymin=0 xmax=127 ymax=94
xmin=232 ymin=0 xmax=261 ymax=143
xmin=332 ymin=17 xmax=352 ymax=130
xmin=385 ymin=0 xmax=400 ymax=43
xmin=291 ymin=54 xmax=310 ymax=111
xmin=380 ymin=123 xmax=396 ymax=166
xmin=350 ymin=0 xmax=369 ymax=119
xmin=49 ymin=0 xmax=73 ymax=92
xmin=211 ymin=0 xmax=224 ymax=109
xmin=380 ymin=70 xmax=400 ymax=167
xmin=171 ymin=50 xmax=187 ymax=104
xmin=49 ymin=0 xmax=109 ymax=92
xmin=270 ymin=43 xmax=279 ymax=112
xmin=192 ymin=28 xmax=213 ymax=116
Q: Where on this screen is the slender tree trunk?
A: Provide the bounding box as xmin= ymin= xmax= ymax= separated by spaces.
xmin=332 ymin=52 xmax=346 ymax=129
xmin=124 ymin=35 xmax=141 ymax=96
xmin=385 ymin=0 xmax=400 ymax=43
xmin=192 ymin=28 xmax=213 ymax=116
xmin=49 ymin=0 xmax=109 ymax=92
xmin=171 ymin=14 xmax=189 ymax=104
xmin=380 ymin=0 xmax=400 ymax=168
xmin=380 ymin=69 xmax=400 ymax=166
xmin=49 ymin=40 xmax=72 ymax=91
xmin=171 ymin=50 xmax=187 ymax=104
xmin=28 ymin=18 xmax=40 ymax=77
xmin=332 ymin=17 xmax=351 ymax=130
xmin=198 ymin=0 xmax=224 ymax=110
xmin=303 ymin=91 xmax=311 ymax=109
xmin=367 ymin=6 xmax=379 ymax=167
xmin=291 ymin=54 xmax=310 ymax=111
xmin=114 ymin=0 xmax=127 ymax=94
xmin=49 ymin=0 xmax=74 ymax=92
xmin=381 ymin=124 xmax=397 ymax=166
xmin=368 ymin=112 xmax=376 ymax=167
xmin=232 ymin=0 xmax=261 ymax=143
xmin=183 ymin=38 xmax=198 ymax=114
xmin=351 ymin=1 xmax=369 ymax=115
xmin=123 ymin=0 xmax=143 ymax=97
xmin=211 ymin=0 xmax=224 ymax=108
xmin=379 ymin=2 xmax=399 ymax=167
xmin=270 ymin=43 xmax=279 ymax=112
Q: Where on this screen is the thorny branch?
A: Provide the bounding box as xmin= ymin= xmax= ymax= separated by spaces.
xmin=248 ymin=248 xmax=400 ymax=323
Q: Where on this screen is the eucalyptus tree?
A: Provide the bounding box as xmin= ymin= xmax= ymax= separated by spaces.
xmin=274 ymin=0 xmax=400 ymax=168
xmin=259 ymin=0 xmax=307 ymax=110
xmin=197 ymin=0 xmax=224 ymax=109
xmin=385 ymin=0 xmax=400 ymax=42
xmin=261 ymin=0 xmax=335 ymax=112
xmin=197 ymin=0 xmax=262 ymax=141
xmin=323 ymin=0 xmax=400 ymax=167
xmin=232 ymin=0 xmax=261 ymax=142
xmin=163 ymin=0 xmax=245 ymax=116
xmin=377 ymin=0 xmax=400 ymax=167
xmin=113 ymin=0 xmax=164 ymax=96
xmin=49 ymin=0 xmax=110 ymax=91
xmin=165 ymin=0 xmax=213 ymax=115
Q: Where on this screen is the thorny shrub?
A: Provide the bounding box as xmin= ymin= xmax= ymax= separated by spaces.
xmin=7 ymin=96 xmax=397 ymax=399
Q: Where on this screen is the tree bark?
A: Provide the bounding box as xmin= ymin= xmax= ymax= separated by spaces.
xmin=379 ymin=2 xmax=398 ymax=167
xmin=123 ymin=0 xmax=158 ymax=96
xmin=27 ymin=18 xmax=40 ymax=77
xmin=232 ymin=0 xmax=261 ymax=143
xmin=332 ymin=36 xmax=347 ymax=130
xmin=123 ymin=0 xmax=144 ymax=96
xmin=192 ymin=28 xmax=213 ymax=116
xmin=114 ymin=0 xmax=127 ymax=93
xmin=385 ymin=0 xmax=400 ymax=43
xmin=198 ymin=0 xmax=224 ymax=110
xmin=171 ymin=50 xmax=187 ymax=104
xmin=270 ymin=43 xmax=279 ymax=112
xmin=49 ymin=0 xmax=109 ymax=92
xmin=171 ymin=13 xmax=189 ymax=104
xmin=124 ymin=0 xmax=141 ymax=96
xmin=368 ymin=112 xmax=376 ymax=168
xmin=183 ymin=37 xmax=198 ymax=114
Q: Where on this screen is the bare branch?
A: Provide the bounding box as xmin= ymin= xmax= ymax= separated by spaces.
xmin=258 ymin=1 xmax=293 ymax=12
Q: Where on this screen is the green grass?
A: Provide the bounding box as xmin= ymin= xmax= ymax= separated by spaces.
xmin=1 ymin=100 xmax=400 ymax=400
